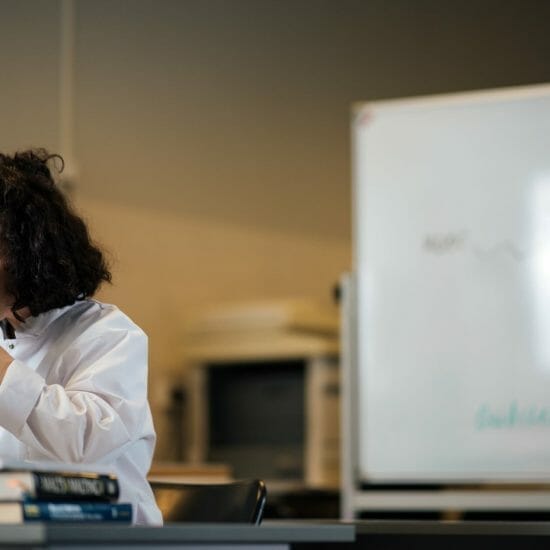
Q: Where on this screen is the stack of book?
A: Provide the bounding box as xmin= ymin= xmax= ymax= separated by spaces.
xmin=0 ymin=460 xmax=131 ymax=523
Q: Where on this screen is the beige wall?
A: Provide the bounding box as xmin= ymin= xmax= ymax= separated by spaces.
xmin=0 ymin=0 xmax=59 ymax=151
xmin=82 ymin=196 xmax=349 ymax=373
xmin=2 ymin=0 xmax=550 ymax=458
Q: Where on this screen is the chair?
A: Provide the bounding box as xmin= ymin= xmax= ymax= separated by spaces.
xmin=150 ymin=479 xmax=267 ymax=524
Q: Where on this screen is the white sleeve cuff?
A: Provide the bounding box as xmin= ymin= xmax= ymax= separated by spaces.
xmin=0 ymin=360 xmax=45 ymax=436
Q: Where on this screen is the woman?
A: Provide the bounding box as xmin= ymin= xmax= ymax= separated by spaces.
xmin=0 ymin=149 xmax=162 ymax=525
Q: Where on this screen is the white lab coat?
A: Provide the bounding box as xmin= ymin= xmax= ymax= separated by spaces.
xmin=0 ymin=299 xmax=162 ymax=525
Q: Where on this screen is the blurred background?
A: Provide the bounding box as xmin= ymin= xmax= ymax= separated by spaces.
xmin=2 ymin=0 xmax=550 ymax=518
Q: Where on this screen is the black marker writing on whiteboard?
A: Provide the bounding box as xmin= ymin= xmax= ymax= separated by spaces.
xmin=423 ymin=231 xmax=467 ymax=254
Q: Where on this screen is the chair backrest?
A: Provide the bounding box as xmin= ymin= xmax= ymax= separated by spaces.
xmin=150 ymin=479 xmax=267 ymax=524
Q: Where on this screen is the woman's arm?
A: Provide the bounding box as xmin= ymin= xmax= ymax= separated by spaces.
xmin=0 ymin=329 xmax=149 ymax=464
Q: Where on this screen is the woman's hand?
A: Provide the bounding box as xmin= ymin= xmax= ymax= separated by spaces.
xmin=0 ymin=346 xmax=13 ymax=384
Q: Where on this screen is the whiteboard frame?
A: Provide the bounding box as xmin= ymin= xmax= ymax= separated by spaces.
xmin=342 ymin=83 xmax=550 ymax=517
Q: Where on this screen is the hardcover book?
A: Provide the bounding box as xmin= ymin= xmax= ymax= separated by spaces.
xmin=0 ymin=461 xmax=119 ymax=502
xmin=0 ymin=501 xmax=132 ymax=523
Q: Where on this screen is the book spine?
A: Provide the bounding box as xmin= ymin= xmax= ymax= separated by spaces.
xmin=32 ymin=472 xmax=120 ymax=502
xmin=22 ymin=502 xmax=132 ymax=522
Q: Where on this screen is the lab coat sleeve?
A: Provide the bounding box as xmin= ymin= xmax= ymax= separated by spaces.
xmin=0 ymin=328 xmax=149 ymax=464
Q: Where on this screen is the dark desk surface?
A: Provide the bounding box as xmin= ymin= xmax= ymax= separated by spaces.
xmin=347 ymin=520 xmax=550 ymax=550
xmin=283 ymin=520 xmax=550 ymax=550
xmin=5 ymin=520 xmax=550 ymax=549
xmin=353 ymin=520 xmax=550 ymax=535
xmin=0 ymin=522 xmax=355 ymax=547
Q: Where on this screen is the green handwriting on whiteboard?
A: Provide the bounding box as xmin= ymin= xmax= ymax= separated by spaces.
xmin=476 ymin=402 xmax=550 ymax=430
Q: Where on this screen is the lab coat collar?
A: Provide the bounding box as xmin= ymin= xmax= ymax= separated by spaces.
xmin=14 ymin=303 xmax=78 ymax=338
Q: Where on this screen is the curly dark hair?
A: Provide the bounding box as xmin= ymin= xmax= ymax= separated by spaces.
xmin=0 ymin=149 xmax=111 ymax=318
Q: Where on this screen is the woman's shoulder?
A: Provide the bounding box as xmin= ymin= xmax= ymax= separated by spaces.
xmin=51 ymin=299 xmax=146 ymax=340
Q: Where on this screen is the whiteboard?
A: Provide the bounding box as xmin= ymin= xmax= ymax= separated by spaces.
xmin=353 ymin=84 xmax=550 ymax=483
